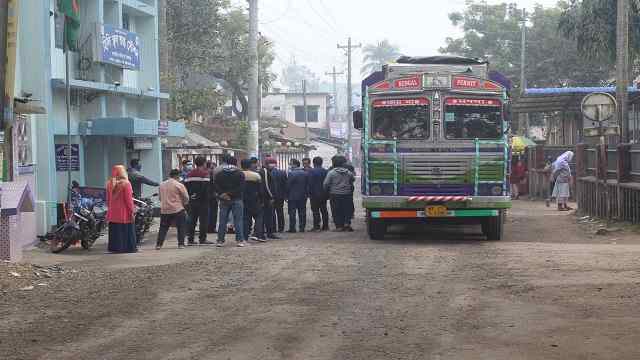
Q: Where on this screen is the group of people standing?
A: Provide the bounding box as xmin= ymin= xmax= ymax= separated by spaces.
xmin=161 ymin=154 xmax=356 ymax=248
xmin=101 ymin=153 xmax=357 ymax=253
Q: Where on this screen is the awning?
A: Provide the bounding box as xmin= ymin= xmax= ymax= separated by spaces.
xmin=513 ymin=86 xmax=640 ymax=114
xmin=80 ymin=117 xmax=186 ymax=137
xmin=14 ymin=100 xmax=46 ymax=114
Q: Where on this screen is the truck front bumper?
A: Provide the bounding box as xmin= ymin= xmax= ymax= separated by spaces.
xmin=362 ymin=196 xmax=511 ymax=210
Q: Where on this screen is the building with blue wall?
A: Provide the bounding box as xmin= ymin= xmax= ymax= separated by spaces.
xmin=18 ymin=0 xmax=184 ymax=235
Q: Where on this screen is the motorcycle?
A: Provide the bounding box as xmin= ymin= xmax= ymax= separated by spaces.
xmin=134 ymin=194 xmax=157 ymax=244
xmin=43 ymin=194 xmax=107 ymax=253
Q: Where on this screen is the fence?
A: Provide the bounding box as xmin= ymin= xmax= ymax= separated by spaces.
xmin=263 ymin=149 xmax=309 ymax=171
xmin=575 ymin=143 xmax=640 ymax=223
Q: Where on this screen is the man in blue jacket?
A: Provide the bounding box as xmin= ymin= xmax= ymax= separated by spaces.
xmin=308 ymin=157 xmax=329 ymax=231
xmin=286 ymin=158 xmax=308 ymax=233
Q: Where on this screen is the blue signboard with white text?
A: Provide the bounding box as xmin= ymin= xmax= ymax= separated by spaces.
xmin=98 ymin=24 xmax=141 ymax=70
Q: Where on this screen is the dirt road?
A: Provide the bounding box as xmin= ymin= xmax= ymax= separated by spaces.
xmin=2 ymin=201 xmax=640 ymax=360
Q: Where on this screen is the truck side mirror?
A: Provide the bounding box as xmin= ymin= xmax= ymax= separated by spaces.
xmin=353 ymin=110 xmax=363 ymax=130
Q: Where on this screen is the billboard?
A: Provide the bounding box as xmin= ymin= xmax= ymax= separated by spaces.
xmin=97 ymin=24 xmax=141 ymax=70
xmin=330 ymin=121 xmax=348 ymax=139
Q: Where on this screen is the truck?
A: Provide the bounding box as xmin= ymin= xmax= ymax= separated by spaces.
xmin=353 ymin=55 xmax=511 ymax=240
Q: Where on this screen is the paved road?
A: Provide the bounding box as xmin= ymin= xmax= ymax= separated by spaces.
xmin=2 ymin=201 xmax=640 ymax=360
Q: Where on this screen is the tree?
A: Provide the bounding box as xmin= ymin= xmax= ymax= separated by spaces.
xmin=440 ymin=1 xmax=611 ymax=89
xmin=558 ymin=0 xmax=640 ymax=63
xmin=361 ymin=40 xmax=401 ymax=75
xmin=163 ymin=0 xmax=276 ymax=120
xmin=281 ymin=57 xmax=320 ymax=92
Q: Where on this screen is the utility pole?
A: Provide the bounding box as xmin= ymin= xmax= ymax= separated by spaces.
xmin=0 ymin=0 xmax=8 ymax=181
xmin=325 ymin=66 xmax=343 ymax=122
xmin=616 ymin=0 xmax=630 ymax=143
xmin=338 ymin=37 xmax=361 ymax=161
xmin=302 ymin=79 xmax=309 ymax=143
xmin=519 ymin=8 xmax=529 ymax=137
xmin=247 ymin=0 xmax=259 ymax=156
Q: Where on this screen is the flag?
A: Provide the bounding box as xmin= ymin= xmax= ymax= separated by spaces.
xmin=58 ymin=0 xmax=80 ymax=51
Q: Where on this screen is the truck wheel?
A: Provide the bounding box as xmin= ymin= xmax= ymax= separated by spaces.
xmin=367 ymin=216 xmax=387 ymax=240
xmin=482 ymin=210 xmax=505 ymax=241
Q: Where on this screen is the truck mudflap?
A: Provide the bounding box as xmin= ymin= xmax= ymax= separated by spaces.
xmin=370 ymin=209 xmax=499 ymax=219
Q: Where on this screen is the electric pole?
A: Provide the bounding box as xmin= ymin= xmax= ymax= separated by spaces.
xmin=247 ymin=0 xmax=259 ymax=156
xmin=616 ymin=0 xmax=630 ymax=143
xmin=325 ymin=66 xmax=343 ymax=123
xmin=0 ymin=0 xmax=8 ymax=181
xmin=520 ymin=8 xmax=529 ymax=137
xmin=302 ymin=79 xmax=309 ymax=143
xmin=337 ymin=37 xmax=361 ymax=161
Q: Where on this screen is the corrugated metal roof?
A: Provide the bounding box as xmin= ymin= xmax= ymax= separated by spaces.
xmin=525 ymin=86 xmax=639 ymax=95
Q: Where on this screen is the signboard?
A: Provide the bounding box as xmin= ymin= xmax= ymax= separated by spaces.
xmin=55 ymin=144 xmax=80 ymax=172
xmin=581 ymin=92 xmax=619 ymax=137
xmin=97 ymin=24 xmax=141 ymax=70
xmin=394 ymin=76 xmax=421 ymax=89
xmin=452 ymin=76 xmax=480 ymax=89
xmin=372 ymin=98 xmax=429 ymax=107
xmin=330 ymin=121 xmax=348 ymax=139
xmin=445 ymin=98 xmax=501 ymax=107
xmin=158 ymin=120 xmax=169 ymax=136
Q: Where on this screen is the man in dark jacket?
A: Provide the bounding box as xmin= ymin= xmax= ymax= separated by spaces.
xmin=206 ymin=161 xmax=218 ymax=233
xmin=128 ymin=159 xmax=159 ymax=198
xmin=268 ymin=159 xmax=288 ymax=233
xmin=308 ymin=156 xmax=329 ymax=231
xmin=241 ymin=159 xmax=266 ymax=242
xmin=214 ymin=156 xmax=247 ymax=247
xmin=286 ymin=158 xmax=308 ymax=233
xmin=260 ymin=157 xmax=279 ymax=239
xmin=185 ymin=156 xmax=213 ymax=245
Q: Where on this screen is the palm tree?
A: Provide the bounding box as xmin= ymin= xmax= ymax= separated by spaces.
xmin=361 ymin=40 xmax=401 ymax=75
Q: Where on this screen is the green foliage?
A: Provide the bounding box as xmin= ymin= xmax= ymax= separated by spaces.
xmin=559 ymin=0 xmax=640 ymax=63
xmin=441 ymin=1 xmax=611 ymax=88
xmin=362 ymin=40 xmax=401 ymax=75
xmin=170 ymin=88 xmax=225 ymax=120
xmin=164 ymin=0 xmax=276 ymax=120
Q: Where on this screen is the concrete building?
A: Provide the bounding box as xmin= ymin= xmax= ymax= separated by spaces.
xmin=14 ymin=0 xmax=183 ymax=238
xmin=261 ymin=92 xmax=331 ymax=131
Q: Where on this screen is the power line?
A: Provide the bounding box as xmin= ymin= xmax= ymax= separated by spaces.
xmin=307 ymin=0 xmax=340 ymax=35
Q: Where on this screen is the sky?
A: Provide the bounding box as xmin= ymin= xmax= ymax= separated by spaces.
xmin=231 ymin=0 xmax=561 ymax=86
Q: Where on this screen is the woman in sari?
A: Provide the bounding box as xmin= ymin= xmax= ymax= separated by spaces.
xmin=551 ymin=151 xmax=574 ymax=211
xmin=106 ymin=165 xmax=137 ymax=253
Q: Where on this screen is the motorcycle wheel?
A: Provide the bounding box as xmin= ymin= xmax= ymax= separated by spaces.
xmin=50 ymin=228 xmax=77 ymax=253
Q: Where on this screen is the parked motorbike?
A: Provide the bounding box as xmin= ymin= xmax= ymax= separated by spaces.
xmin=43 ymin=195 xmax=107 ymax=253
xmin=134 ymin=194 xmax=157 ymax=244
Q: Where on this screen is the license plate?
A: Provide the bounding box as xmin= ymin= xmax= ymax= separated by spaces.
xmin=426 ymin=205 xmax=448 ymax=217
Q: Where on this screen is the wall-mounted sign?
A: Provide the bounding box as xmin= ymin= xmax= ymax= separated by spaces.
xmin=372 ymin=98 xmax=429 ymax=107
xmin=55 ymin=144 xmax=80 ymax=171
xmin=158 ymin=120 xmax=169 ymax=136
xmin=97 ymin=24 xmax=141 ymax=70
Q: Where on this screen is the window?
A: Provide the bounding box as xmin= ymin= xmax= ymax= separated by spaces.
xmin=122 ymin=13 xmax=131 ymax=30
xmin=273 ymin=106 xmax=281 ymax=111
xmin=294 ymin=105 xmax=319 ymax=122
xmin=444 ymin=98 xmax=502 ymax=140
xmin=371 ymin=98 xmax=430 ymax=140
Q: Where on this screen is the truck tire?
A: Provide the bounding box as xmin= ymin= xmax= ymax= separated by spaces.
xmin=482 ymin=210 xmax=505 ymax=241
xmin=367 ymin=215 xmax=387 ymax=240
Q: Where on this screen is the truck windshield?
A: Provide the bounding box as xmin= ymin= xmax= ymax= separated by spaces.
xmin=444 ymin=98 xmax=502 ymax=140
xmin=371 ymin=98 xmax=430 ymax=140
